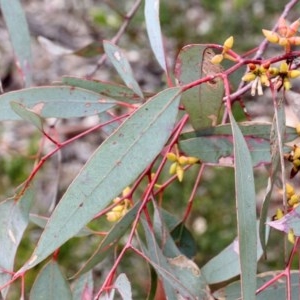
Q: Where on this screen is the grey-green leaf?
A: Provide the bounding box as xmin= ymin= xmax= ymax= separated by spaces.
xmin=16 ymin=87 xmax=181 ymax=273
xmin=0 ymin=0 xmax=32 ymax=87
xmin=230 ymin=112 xmax=257 ymax=300
xmin=10 ymin=102 xmax=44 ymax=131
xmin=73 ymin=201 xmax=142 ymax=277
xmin=72 ymin=271 xmax=93 ymax=300
xmin=0 ymin=86 xmax=116 ymax=120
xmin=0 ymin=188 xmax=33 ymax=298
xmin=115 ymin=273 xmax=132 ymax=300
xmin=144 ymin=0 xmax=167 ymax=71
xmin=103 ymin=41 xmax=144 ymax=99
xmin=30 ymin=261 xmax=72 ymax=300
xmin=61 ymin=76 xmax=143 ymax=102
xmin=175 ymin=44 xmax=224 ymax=130
xmin=202 ymin=221 xmax=269 ymax=284
xmin=142 ymin=219 xmax=210 ymax=299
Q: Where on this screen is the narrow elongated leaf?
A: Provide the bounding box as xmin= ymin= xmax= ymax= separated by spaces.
xmin=230 ymin=113 xmax=257 ymax=300
xmin=0 ymin=0 xmax=32 ymax=86
xmin=153 ymin=204 xmax=181 ymax=257
xmin=17 ymin=87 xmax=181 ymax=273
xmin=74 ymin=201 xmax=142 ymax=277
xmin=180 ymin=133 xmax=271 ymax=167
xmin=175 ymin=44 xmax=224 ymax=130
xmin=180 ymin=122 xmax=298 ymax=142
xmin=142 ymin=219 xmax=209 ymax=299
xmin=10 ymin=102 xmax=44 ymax=131
xmin=72 ymin=271 xmax=93 ymax=300
xmin=103 ymin=41 xmax=144 ymax=98
xmin=30 ymin=261 xmax=72 ymax=300
xmin=61 ymin=76 xmax=143 ymax=102
xmin=114 ymin=273 xmax=132 ymax=300
xmin=0 ymin=86 xmax=116 ymax=120
xmin=202 ymin=222 xmax=269 ymax=284
xmin=0 ymin=188 xmax=33 ymax=298
xmin=260 ymin=99 xmax=285 ymax=254
xmin=144 ymin=0 xmax=167 ymax=71
xmin=29 ymin=214 xmax=95 ymax=237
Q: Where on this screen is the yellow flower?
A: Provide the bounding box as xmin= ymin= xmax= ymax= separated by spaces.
xmin=273 ymin=62 xmax=300 ymax=91
xmin=166 ymin=147 xmax=199 ymax=182
xmin=242 ymin=63 xmax=271 ymax=96
xmin=211 ymin=36 xmax=236 ymax=64
xmin=262 ymin=18 xmax=300 ymax=52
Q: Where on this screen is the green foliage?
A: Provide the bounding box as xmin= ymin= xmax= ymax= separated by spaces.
xmin=1 ymin=1 xmax=300 ymax=299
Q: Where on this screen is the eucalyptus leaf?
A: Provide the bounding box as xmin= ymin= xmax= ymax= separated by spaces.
xmin=103 ymin=41 xmax=144 ymax=98
xmin=0 ymin=188 xmax=33 ymax=298
xmin=202 ymin=221 xmax=269 ymax=284
xmin=72 ymin=271 xmax=94 ymax=300
xmin=73 ymin=201 xmax=142 ymax=277
xmin=16 ymin=87 xmax=181 ymax=273
xmin=229 ymin=112 xmax=257 ymax=300
xmin=144 ymin=0 xmax=167 ymax=71
xmin=114 ymin=273 xmax=132 ymax=300
xmin=62 ymin=76 xmax=143 ymax=102
xmin=0 ymin=86 xmax=116 ymax=120
xmin=175 ymin=44 xmax=224 ymax=130
xmin=0 ymin=0 xmax=32 ymax=87
xmin=10 ymin=101 xmax=44 ymax=131
xmin=30 ymin=261 xmax=72 ymax=300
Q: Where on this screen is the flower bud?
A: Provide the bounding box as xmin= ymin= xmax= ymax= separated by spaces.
xmin=278 ymin=37 xmax=288 ymax=46
xmin=289 ymin=36 xmax=300 ymax=46
xmin=278 ymin=18 xmax=288 ymax=36
xmin=275 ymin=208 xmax=284 ymax=220
xmin=106 ymin=211 xmax=121 ymax=222
xmin=283 ymin=78 xmax=292 ymax=90
xmin=289 ymin=70 xmax=300 ymax=78
xmin=178 ymin=156 xmax=189 ymax=165
xmin=288 ymin=194 xmax=299 ymax=206
xmin=169 ymin=162 xmax=177 ymax=175
xmin=286 ymin=19 xmax=300 ymax=38
xmin=279 ymin=62 xmax=289 ymax=73
xmin=224 ymin=36 xmax=234 ymax=50
xmin=286 ymin=183 xmax=295 ymax=199
xmin=242 ymin=72 xmax=256 ymax=82
xmin=187 ymin=157 xmax=199 ymax=164
xmin=211 ymin=54 xmax=223 ymax=65
xmin=176 ymin=165 xmax=184 ymax=182
xmin=166 ymin=152 xmax=177 ymax=161
xmin=262 ymin=29 xmax=279 ymax=43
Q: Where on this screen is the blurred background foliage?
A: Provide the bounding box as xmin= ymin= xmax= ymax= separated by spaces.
xmin=1 ymin=0 xmax=299 ymax=298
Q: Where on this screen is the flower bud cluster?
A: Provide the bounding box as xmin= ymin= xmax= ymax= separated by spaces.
xmin=242 ymin=61 xmax=300 ymax=95
xmin=106 ymin=187 xmax=132 ymax=222
xmin=211 ymin=36 xmax=236 ymax=64
xmin=166 ymin=151 xmax=199 ymax=182
xmin=262 ymin=18 xmax=300 ymax=52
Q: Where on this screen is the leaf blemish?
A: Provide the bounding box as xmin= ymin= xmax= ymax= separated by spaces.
xmin=114 ymin=51 xmax=122 ymax=61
